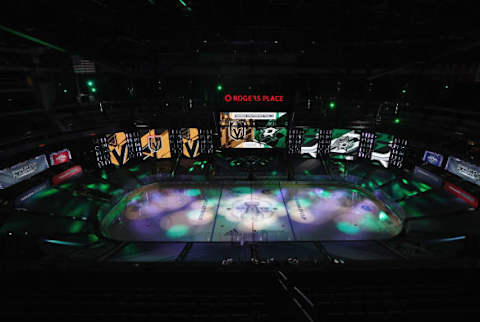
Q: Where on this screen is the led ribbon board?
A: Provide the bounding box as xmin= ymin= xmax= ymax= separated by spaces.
xmin=220 ymin=112 xmax=288 ymax=148
xmin=444 ymin=181 xmax=479 ymax=208
xmin=52 ymin=165 xmax=83 ymax=185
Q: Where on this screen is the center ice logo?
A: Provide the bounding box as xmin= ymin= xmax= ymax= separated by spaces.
xmin=232 ymin=200 xmax=275 ymax=221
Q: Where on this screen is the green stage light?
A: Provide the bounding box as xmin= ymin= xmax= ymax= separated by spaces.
xmin=401 ymin=89 xmax=406 ymax=94
xmin=216 ymin=84 xmax=223 ymax=91
xmin=394 ymin=118 xmax=400 ymax=124
xmin=91 ymin=88 xmax=97 ymax=93
xmin=329 ymin=101 xmax=335 ymax=109
xmin=87 ymin=81 xmax=94 ymax=87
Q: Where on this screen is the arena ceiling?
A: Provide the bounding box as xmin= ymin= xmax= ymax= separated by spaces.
xmin=2 ymin=0 xmax=479 ymax=75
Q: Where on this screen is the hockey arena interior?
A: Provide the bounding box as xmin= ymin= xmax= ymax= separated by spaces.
xmin=1 ymin=1 xmax=480 ymax=321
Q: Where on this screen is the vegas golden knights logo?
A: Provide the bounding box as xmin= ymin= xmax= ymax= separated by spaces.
xmin=182 ymin=128 xmax=200 ymax=158
xmin=107 ymin=132 xmax=129 ymax=166
xmin=140 ymin=129 xmax=171 ymax=159
xmin=148 ymin=135 xmax=162 ymax=152
xmin=228 ymin=120 xmax=246 ymax=140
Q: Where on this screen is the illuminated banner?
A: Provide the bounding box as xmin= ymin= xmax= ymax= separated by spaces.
xmin=444 ymin=181 xmax=478 ymax=208
xmin=0 ymin=155 xmax=49 ymax=190
xmin=301 ymin=128 xmax=319 ymax=158
xmin=181 ymin=128 xmax=201 ymax=158
xmin=15 ymin=180 xmax=50 ymax=207
xmin=422 ymin=151 xmax=444 ymax=167
xmin=445 ymin=156 xmax=480 ymax=187
xmin=107 ymin=132 xmax=129 ymax=166
xmin=413 ymin=166 xmax=443 ymax=187
xmin=330 ymin=129 xmax=361 ymax=160
xmin=370 ymin=133 xmax=393 ymax=168
xmin=52 ymin=165 xmax=83 ymax=185
xmin=105 ymin=132 xmax=141 ymax=166
xmin=49 ymin=149 xmax=72 ymax=166
xmin=224 ymin=94 xmax=284 ymax=103
xmin=139 ymin=129 xmax=171 ymax=159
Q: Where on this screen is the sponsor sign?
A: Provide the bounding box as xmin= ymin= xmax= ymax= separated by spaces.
xmin=445 ymin=156 xmax=480 ymax=187
xmin=422 ymin=151 xmax=444 ymax=167
xmin=49 ymin=149 xmax=72 ymax=166
xmin=413 ymin=166 xmax=443 ymax=187
xmin=444 ymin=181 xmax=479 ymax=208
xmin=224 ymin=95 xmax=284 ymax=103
xmin=52 ymin=165 xmax=83 ymax=185
xmin=0 ymin=155 xmax=49 ymax=190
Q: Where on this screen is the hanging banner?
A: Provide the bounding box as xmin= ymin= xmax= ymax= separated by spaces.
xmin=52 ymin=165 xmax=83 ymax=185
xmin=0 ymin=155 xmax=49 ymax=190
xmin=445 ymin=156 xmax=480 ymax=187
xmin=181 ymin=128 xmax=201 ymax=158
xmin=444 ymin=181 xmax=479 ymax=208
xmin=422 ymin=151 xmax=444 ymax=167
xmin=49 ymin=149 xmax=72 ymax=166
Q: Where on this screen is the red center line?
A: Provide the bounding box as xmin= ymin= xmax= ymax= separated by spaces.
xmin=250 ymin=183 xmax=254 ymax=235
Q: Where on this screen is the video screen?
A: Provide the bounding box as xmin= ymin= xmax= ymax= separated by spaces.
xmin=181 ymin=128 xmax=201 ymax=158
xmin=94 ymin=132 xmax=143 ymax=168
xmin=330 ymin=129 xmax=361 ymax=160
xmin=301 ymin=128 xmax=319 ymax=158
xmin=139 ymin=129 xmax=171 ymax=159
xmin=220 ymin=112 xmax=288 ymax=148
xmin=370 ymin=132 xmax=394 ymax=168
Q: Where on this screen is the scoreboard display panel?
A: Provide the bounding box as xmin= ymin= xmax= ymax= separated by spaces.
xmin=370 ymin=132 xmax=394 ymax=168
xmin=330 ymin=129 xmax=361 ymax=160
xmin=220 ymin=112 xmax=288 ymax=149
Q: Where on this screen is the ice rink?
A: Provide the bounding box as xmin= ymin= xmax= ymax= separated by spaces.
xmin=101 ymin=182 xmax=404 ymax=242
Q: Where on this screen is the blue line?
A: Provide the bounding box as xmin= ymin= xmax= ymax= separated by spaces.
xmin=279 ymin=182 xmax=297 ymax=241
xmin=209 ymin=184 xmax=223 ymax=242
